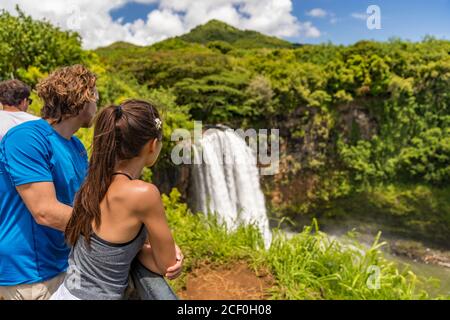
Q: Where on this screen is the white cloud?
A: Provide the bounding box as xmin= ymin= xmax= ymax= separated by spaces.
xmin=351 ymin=12 xmax=368 ymax=21
xmin=306 ymin=8 xmax=339 ymax=26
xmin=306 ymin=8 xmax=327 ymax=18
xmin=0 ymin=0 xmax=321 ymax=49
xmin=299 ymin=21 xmax=321 ymax=38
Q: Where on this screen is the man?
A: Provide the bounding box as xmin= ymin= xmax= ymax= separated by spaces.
xmin=0 ymin=65 xmax=97 ymax=300
xmin=0 ymin=65 xmax=183 ymax=300
xmin=0 ymin=79 xmax=39 ymax=141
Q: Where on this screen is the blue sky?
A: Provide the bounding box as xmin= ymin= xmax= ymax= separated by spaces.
xmin=110 ymin=0 xmax=450 ymax=45
xmin=2 ymin=0 xmax=449 ymax=48
xmin=291 ymin=0 xmax=450 ymax=44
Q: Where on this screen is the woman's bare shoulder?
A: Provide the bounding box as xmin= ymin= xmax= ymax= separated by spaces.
xmin=121 ymin=180 xmax=162 ymax=214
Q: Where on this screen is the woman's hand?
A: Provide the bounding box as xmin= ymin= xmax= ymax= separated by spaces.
xmin=165 ymin=244 xmax=184 ymax=280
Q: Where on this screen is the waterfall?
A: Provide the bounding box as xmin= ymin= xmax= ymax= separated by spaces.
xmin=190 ymin=128 xmax=272 ymax=249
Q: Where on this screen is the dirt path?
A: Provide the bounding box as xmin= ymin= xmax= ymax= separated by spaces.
xmin=177 ymin=261 xmax=275 ymax=300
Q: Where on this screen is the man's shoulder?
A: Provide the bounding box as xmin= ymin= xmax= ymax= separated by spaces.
xmin=20 ymin=112 xmax=40 ymax=122
xmin=0 ymin=110 xmax=39 ymax=121
xmin=6 ymin=119 xmax=48 ymax=137
xmin=3 ymin=119 xmax=51 ymax=148
xmin=0 ymin=112 xmax=37 ymax=135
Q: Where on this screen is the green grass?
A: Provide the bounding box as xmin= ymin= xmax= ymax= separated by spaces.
xmin=163 ymin=188 xmax=443 ymax=300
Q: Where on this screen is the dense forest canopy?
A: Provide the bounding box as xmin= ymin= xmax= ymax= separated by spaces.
xmin=93 ymin=22 xmax=450 ymax=191
xmin=1 ymin=10 xmax=449 ymax=230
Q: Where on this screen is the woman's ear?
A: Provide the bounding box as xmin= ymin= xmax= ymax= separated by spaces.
xmin=147 ymin=138 xmax=159 ymax=153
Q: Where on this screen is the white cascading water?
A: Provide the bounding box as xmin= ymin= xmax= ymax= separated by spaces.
xmin=190 ymin=128 xmax=272 ymax=249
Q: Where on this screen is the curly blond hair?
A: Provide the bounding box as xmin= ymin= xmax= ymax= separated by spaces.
xmin=36 ymin=64 xmax=97 ymax=123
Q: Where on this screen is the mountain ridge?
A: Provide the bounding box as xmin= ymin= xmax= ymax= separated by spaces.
xmin=96 ymin=19 xmax=299 ymax=51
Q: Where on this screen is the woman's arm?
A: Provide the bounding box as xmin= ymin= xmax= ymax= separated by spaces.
xmin=138 ymin=241 xmax=184 ymax=279
xmin=137 ymin=243 xmax=161 ymax=275
xmin=132 ymin=182 xmax=177 ymax=276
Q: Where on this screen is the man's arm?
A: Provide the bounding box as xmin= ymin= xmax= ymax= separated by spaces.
xmin=16 ymin=182 xmax=72 ymax=231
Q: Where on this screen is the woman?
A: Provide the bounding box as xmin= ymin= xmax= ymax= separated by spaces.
xmin=51 ymin=99 xmax=181 ymax=300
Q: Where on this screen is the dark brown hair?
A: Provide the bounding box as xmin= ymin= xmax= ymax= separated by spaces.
xmin=65 ymin=99 xmax=163 ymax=245
xmin=36 ymin=64 xmax=97 ymax=123
xmin=0 ymin=79 xmax=30 ymax=107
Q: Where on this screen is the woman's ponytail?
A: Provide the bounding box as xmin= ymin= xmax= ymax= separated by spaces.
xmin=65 ymin=100 xmax=162 ymax=246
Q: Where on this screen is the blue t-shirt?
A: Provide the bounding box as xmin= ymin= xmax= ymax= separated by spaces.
xmin=0 ymin=119 xmax=88 ymax=286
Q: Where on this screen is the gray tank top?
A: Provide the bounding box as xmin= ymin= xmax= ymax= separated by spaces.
xmin=64 ymin=224 xmax=147 ymax=300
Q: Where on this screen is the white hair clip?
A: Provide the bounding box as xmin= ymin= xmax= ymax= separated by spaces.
xmin=154 ymin=118 xmax=162 ymax=130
